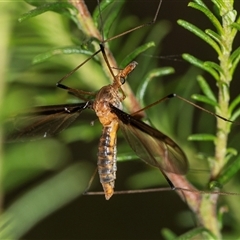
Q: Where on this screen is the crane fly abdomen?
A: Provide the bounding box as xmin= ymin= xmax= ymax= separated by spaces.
xmin=93 ymin=82 xmax=123 ymax=200
xmin=97 ymin=121 xmax=119 ymax=200
xmin=93 ymin=62 xmax=137 ymax=199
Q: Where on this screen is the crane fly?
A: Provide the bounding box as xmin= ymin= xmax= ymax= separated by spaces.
xmin=5 ymin=0 xmax=234 ymax=200
xmin=6 ymin=59 xmax=188 ymax=200
xmin=7 ymin=0 xmax=234 ymax=201
xmin=4 ymin=0 xmax=189 ymax=200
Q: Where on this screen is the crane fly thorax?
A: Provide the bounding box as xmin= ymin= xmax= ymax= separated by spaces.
xmin=93 ymin=84 xmax=123 ymax=126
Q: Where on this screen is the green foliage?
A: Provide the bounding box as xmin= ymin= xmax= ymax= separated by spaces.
xmin=0 ymin=163 xmax=93 ymax=239
xmin=177 ymin=0 xmax=240 ymax=239
xmin=18 ymin=2 xmax=78 ymax=23
xmin=179 ymin=0 xmax=240 ymax=181
xmin=1 ymin=0 xmax=240 ymax=239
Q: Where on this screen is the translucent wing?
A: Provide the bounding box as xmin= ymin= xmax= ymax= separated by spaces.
xmin=5 ymin=102 xmax=90 ymax=142
xmin=110 ymin=105 xmax=188 ymax=174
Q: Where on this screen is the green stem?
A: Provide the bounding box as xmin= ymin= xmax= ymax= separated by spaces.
xmin=213 ymin=2 xmax=235 ymax=179
xmin=198 ymin=1 xmax=237 ymax=239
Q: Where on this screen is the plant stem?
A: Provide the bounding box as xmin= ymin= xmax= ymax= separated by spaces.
xmin=212 ymin=2 xmax=236 ymax=179
xmin=198 ymin=2 xmax=237 ymax=239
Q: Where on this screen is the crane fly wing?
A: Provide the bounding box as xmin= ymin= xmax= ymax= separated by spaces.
xmin=5 ymin=102 xmax=90 ymax=142
xmin=110 ymin=105 xmax=188 ymax=175
xmin=119 ymin=121 xmax=188 ymax=174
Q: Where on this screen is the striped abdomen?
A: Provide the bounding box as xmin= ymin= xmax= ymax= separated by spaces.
xmin=97 ymin=121 xmax=119 ymax=200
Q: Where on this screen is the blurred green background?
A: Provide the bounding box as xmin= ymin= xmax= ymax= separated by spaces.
xmin=1 ymin=0 xmax=240 ymax=239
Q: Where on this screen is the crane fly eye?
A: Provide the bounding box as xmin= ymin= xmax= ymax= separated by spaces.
xmin=120 ymin=77 xmax=125 ymax=84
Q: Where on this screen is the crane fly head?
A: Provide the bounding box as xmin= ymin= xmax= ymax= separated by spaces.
xmin=112 ymin=61 xmax=138 ymax=88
